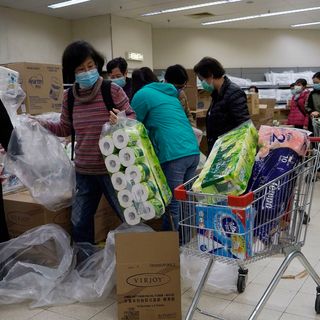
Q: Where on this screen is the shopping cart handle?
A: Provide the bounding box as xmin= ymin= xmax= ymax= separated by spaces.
xmin=174 ymin=184 xmax=187 ymax=201
xmin=309 ymin=137 xmax=320 ymax=143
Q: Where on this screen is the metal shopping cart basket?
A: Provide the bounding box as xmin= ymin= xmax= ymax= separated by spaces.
xmin=175 ymin=137 xmax=320 ymax=320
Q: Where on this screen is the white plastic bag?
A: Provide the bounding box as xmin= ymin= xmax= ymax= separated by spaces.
xmin=0 ymin=223 xmax=153 ymax=307
xmin=4 ymin=116 xmax=75 ymax=211
xmin=180 ymin=249 xmax=237 ymax=294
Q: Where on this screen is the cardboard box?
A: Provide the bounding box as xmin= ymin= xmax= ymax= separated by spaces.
xmin=197 ymin=90 xmax=211 ymax=111
xmin=3 ymin=190 xmax=71 ymax=238
xmin=116 ymin=232 xmax=181 ymax=320
xmin=184 ymin=85 xmax=198 ymax=110
xmin=246 ymin=93 xmax=259 ymax=115
xmin=3 ymin=190 xmax=118 ymax=243
xmin=4 ymin=62 xmax=63 ymax=115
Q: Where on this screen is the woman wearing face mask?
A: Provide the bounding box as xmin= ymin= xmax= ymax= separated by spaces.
xmin=193 ymin=57 xmax=250 ymax=154
xmin=287 ymin=78 xmax=309 ymax=129
xmin=35 ymin=41 xmax=135 ymax=244
xmin=107 ymin=57 xmax=132 ymax=100
xmin=306 ymin=72 xmax=320 ymax=131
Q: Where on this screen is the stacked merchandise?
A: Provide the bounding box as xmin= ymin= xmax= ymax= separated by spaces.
xmin=99 ymin=118 xmax=171 ymax=225
xmin=192 ymin=121 xmax=258 ymax=259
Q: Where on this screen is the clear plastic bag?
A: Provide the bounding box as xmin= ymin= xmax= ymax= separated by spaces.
xmin=4 ymin=116 xmax=75 ymax=211
xmin=180 ymin=249 xmax=237 ymax=294
xmin=0 ymin=223 xmax=153 ymax=307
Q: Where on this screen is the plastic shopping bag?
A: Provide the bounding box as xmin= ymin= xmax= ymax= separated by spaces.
xmin=99 ymin=113 xmax=172 ymax=225
xmin=4 ymin=116 xmax=75 ymax=211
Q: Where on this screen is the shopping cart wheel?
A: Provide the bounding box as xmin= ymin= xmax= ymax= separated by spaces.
xmin=237 ymin=268 xmax=248 ymax=293
xmin=315 ymin=286 xmax=320 ymax=314
xmin=303 ymin=212 xmax=311 ymax=225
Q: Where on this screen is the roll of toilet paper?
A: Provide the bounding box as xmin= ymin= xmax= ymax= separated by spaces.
xmin=124 ymin=206 xmax=140 ymax=225
xmin=119 ymin=147 xmax=144 ymax=167
xmin=125 ymin=164 xmax=150 ymax=184
xmin=132 ymin=181 xmax=157 ymax=203
xmin=112 ymin=128 xmax=139 ymax=149
xmin=117 ymin=189 xmax=133 ymax=208
xmin=99 ymin=136 xmax=115 ymax=156
xmin=111 ymin=172 xmax=127 ymax=191
xmin=139 ymin=199 xmax=165 ymax=220
xmin=104 ymin=154 xmax=121 ymax=173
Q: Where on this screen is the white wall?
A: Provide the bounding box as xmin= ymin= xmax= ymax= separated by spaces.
xmin=152 ymin=28 xmax=320 ymax=69
xmin=71 ymin=15 xmax=112 ymax=63
xmin=0 ymin=7 xmax=71 ymax=64
xmin=111 ymin=15 xmax=153 ymax=70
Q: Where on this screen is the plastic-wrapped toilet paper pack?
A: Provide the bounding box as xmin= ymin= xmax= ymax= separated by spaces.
xmin=125 ymin=164 xmax=150 ymax=183
xmin=99 ymin=115 xmax=172 ymax=225
xmin=119 ymin=146 xmax=144 ymax=167
xmin=192 ymin=121 xmax=258 ymax=196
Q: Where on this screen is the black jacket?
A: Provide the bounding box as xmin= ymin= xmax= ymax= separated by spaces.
xmin=206 ymin=76 xmax=250 ymax=153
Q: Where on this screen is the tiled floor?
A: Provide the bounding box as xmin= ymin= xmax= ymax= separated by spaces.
xmin=1 ymin=183 xmax=320 ymax=320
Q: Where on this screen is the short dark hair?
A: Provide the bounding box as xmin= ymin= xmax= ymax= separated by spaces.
xmin=131 ymin=67 xmax=159 ymax=97
xmin=106 ymin=57 xmax=128 ymax=74
xmin=295 ymin=78 xmax=307 ymax=87
xmin=164 ymin=64 xmax=189 ymax=85
xmin=62 ymin=40 xmax=105 ymax=83
xmin=193 ymin=57 xmax=225 ymax=79
xmin=249 ymin=85 xmax=259 ymax=93
xmin=290 ymin=83 xmax=295 ymax=88
xmin=313 ymin=72 xmax=320 ymax=80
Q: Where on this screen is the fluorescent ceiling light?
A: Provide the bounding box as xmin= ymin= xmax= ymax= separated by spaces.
xmin=142 ymin=0 xmax=241 ymax=17
xmin=48 ymin=0 xmax=91 ymax=9
xmin=292 ymin=21 xmax=320 ymax=27
xmin=202 ymin=6 xmax=320 ymax=25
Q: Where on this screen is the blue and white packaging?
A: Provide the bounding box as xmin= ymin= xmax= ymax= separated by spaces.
xmin=196 ymin=204 xmax=254 ymax=259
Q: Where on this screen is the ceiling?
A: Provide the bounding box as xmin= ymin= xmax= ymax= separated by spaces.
xmin=1 ymin=0 xmax=320 ymax=29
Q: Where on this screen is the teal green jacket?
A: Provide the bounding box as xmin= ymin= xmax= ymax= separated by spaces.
xmin=131 ymin=82 xmax=199 ymax=164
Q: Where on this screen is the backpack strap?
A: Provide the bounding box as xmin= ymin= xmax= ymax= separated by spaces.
xmin=101 ymin=80 xmax=115 ymax=111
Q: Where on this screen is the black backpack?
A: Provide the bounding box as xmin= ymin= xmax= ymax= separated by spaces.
xmin=67 ymin=80 xmax=115 ymax=160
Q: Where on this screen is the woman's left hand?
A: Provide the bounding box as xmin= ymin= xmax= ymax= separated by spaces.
xmin=109 ymin=108 xmax=120 ymax=125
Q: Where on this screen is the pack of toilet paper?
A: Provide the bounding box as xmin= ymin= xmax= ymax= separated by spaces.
xmin=99 ymin=116 xmax=172 ymax=225
xmin=192 ymin=121 xmax=258 ymax=197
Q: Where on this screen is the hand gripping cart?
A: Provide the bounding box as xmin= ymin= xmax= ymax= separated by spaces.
xmin=175 ymin=137 xmax=320 ymax=320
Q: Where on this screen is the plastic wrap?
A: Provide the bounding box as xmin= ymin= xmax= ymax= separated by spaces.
xmin=0 ymin=223 xmax=153 ymax=307
xmin=4 ymin=116 xmax=75 ymax=211
xmin=99 ymin=113 xmax=172 ymax=225
xmin=192 ymin=121 xmax=258 ymax=196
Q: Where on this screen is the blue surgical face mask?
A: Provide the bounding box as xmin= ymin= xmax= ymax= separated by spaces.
xmin=111 ymin=76 xmax=126 ymax=88
xmin=75 ymin=68 xmax=99 ymax=89
xmin=314 ymin=83 xmax=320 ymax=91
xmin=201 ymin=80 xmax=214 ymax=93
xmin=294 ymin=85 xmax=302 ymax=94
xmin=290 ymin=89 xmax=296 ymax=95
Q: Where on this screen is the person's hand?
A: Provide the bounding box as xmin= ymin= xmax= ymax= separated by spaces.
xmin=311 ymin=111 xmax=320 ymax=118
xmin=109 ymin=108 xmax=120 ymax=125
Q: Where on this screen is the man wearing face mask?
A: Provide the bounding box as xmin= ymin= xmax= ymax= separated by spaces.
xmin=107 ymin=57 xmax=132 ymax=100
xmin=287 ymin=78 xmax=309 ymax=129
xmin=194 ymin=57 xmax=250 ymax=154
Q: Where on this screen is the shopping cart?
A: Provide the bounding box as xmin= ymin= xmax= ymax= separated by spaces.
xmin=175 ymin=137 xmax=320 ymax=320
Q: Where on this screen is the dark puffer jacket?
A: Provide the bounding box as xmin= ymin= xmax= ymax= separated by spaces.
xmin=206 ymin=76 xmax=250 ymax=153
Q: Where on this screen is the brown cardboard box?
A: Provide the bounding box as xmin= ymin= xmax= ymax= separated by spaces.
xmin=246 ymin=93 xmax=259 ymax=115
xmin=4 ymin=62 xmax=63 ymax=115
xmin=3 ymin=190 xmax=71 ymax=238
xmin=184 ymin=86 xmax=198 ymax=110
xmin=116 ymin=232 xmax=181 ymax=320
xmin=3 ymin=190 xmax=119 ymax=243
xmin=197 ymin=90 xmax=211 ymax=111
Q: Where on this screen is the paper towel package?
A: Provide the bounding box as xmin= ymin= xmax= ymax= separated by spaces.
xmin=99 ymin=117 xmax=172 ymax=225
xmin=195 ymin=204 xmax=254 ymax=259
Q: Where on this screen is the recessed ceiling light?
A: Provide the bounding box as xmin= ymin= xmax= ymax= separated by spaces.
xmin=48 ymin=0 xmax=91 ymax=9
xmin=292 ymin=21 xmax=320 ymax=27
xmin=202 ymin=6 xmax=320 ymax=25
xmin=141 ymin=0 xmax=242 ymax=17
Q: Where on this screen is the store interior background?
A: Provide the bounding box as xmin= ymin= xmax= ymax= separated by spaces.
xmin=0 ymin=0 xmax=320 ymax=74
